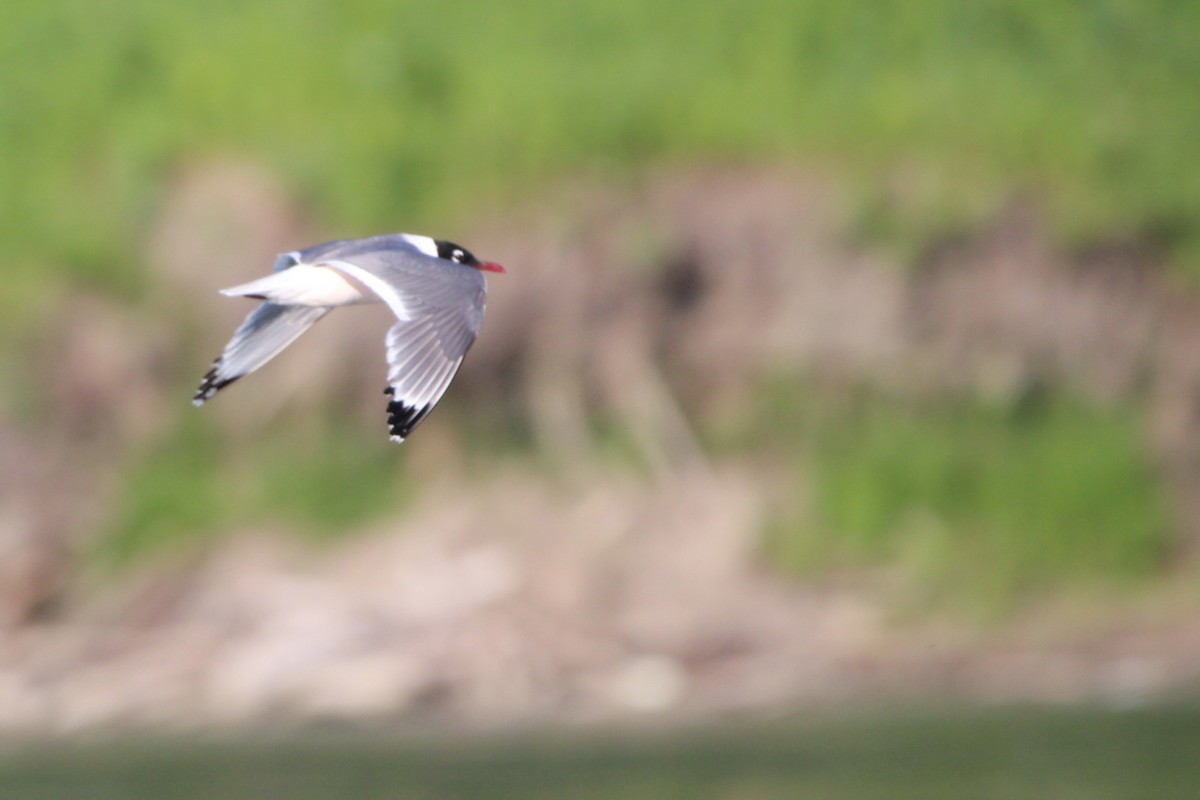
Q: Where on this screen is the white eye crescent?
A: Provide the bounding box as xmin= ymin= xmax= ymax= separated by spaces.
xmin=453 ymin=249 xmax=465 ymax=262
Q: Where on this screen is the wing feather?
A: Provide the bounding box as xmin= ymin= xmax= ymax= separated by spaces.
xmin=380 ymin=307 xmax=476 ymax=441
xmin=193 ymin=303 xmax=330 ymax=405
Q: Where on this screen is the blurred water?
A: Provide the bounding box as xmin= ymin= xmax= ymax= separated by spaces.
xmin=2 ymin=704 xmax=1197 ymax=799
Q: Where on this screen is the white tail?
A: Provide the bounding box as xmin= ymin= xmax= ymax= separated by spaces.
xmin=219 ymin=273 xmax=290 ymax=299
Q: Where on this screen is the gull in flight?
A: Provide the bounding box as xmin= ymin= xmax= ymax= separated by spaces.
xmin=193 ymin=233 xmax=505 ymax=442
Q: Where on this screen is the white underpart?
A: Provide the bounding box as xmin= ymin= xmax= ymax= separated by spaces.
xmin=399 ymin=233 xmax=439 ymax=258
xmin=322 ymin=259 xmax=415 ymax=320
xmin=219 ymin=264 xmax=374 ymax=308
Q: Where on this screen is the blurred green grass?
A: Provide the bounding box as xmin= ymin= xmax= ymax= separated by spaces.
xmin=97 ymin=414 xmax=412 ymax=566
xmin=741 ymin=379 xmax=1170 ymax=612
xmin=3 ymin=0 xmax=1199 ymax=317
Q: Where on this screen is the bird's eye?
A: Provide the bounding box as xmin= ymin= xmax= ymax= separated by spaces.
xmin=452 ymin=249 xmax=465 ymax=262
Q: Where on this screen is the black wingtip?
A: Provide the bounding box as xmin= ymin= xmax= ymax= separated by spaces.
xmin=193 ymin=361 xmax=239 ymax=406
xmin=386 ymin=396 xmax=431 ymax=442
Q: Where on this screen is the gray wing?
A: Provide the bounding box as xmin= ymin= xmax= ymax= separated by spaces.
xmin=318 ymin=243 xmax=486 ymax=442
xmin=193 ymin=303 xmax=330 ymax=405
xmin=277 ymin=238 xmax=357 ymax=272
xmin=381 ymin=310 xmax=471 ymax=441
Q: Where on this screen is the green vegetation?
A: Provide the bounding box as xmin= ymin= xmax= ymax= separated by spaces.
xmin=4 ymin=2 xmax=1194 ymax=587
xmin=97 ymin=414 xmax=410 ymax=565
xmin=3 ymin=0 xmax=1200 ymax=318
xmin=745 ymin=380 xmax=1171 ymax=610
xmin=3 ymin=705 xmax=1199 ymax=799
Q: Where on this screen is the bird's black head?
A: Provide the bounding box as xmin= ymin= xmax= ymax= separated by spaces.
xmin=435 ymin=239 xmax=479 ymax=266
xmin=434 ymin=239 xmax=506 ymax=273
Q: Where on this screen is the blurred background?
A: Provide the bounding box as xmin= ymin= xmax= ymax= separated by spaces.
xmin=3 ymin=0 xmax=1200 ymax=795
